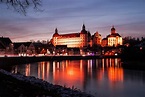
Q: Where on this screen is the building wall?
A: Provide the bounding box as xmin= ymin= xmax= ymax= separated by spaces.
xmin=108 ymin=37 xmax=122 ymax=47
xmin=56 ymin=37 xmax=81 ymax=48
xmin=53 ymin=34 xmax=89 ymax=48
xmin=101 ymin=39 xmax=108 ymax=47
xmin=103 ymin=26 xmax=123 ymax=47
xmin=93 ymin=32 xmax=102 ymax=45
xmin=80 ymin=33 xmax=88 ymax=47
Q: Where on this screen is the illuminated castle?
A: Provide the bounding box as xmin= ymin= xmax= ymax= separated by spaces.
xmin=52 ymin=25 xmax=122 ymax=48
xmin=52 ymin=24 xmax=89 ymax=48
xmin=102 ymin=26 xmax=122 ymax=47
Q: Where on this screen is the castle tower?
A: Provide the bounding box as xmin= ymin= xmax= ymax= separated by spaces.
xmin=111 ymin=26 xmax=116 ymax=34
xmin=55 ymin=28 xmax=58 ymax=34
xmin=82 ymin=24 xmax=85 ymax=30
xmin=52 ymin=28 xmax=59 ymax=46
xmin=80 ymin=24 xmax=88 ymax=47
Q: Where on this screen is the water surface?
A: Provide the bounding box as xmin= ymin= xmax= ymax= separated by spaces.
xmin=3 ymin=58 xmax=145 ymax=97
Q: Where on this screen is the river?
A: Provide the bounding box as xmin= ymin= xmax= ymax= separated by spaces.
xmin=2 ymin=58 xmax=145 ymax=97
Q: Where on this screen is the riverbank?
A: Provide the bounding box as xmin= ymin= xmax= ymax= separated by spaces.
xmin=0 ymin=55 xmax=119 ymax=66
xmin=0 ymin=69 xmax=94 ymax=97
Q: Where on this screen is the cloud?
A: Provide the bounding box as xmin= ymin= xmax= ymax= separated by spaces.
xmin=0 ymin=0 xmax=145 ymax=42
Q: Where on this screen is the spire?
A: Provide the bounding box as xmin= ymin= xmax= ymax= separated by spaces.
xmin=82 ymin=24 xmax=85 ymax=30
xmin=55 ymin=28 xmax=58 ymax=34
xmin=53 ymin=28 xmax=59 ymax=37
xmin=80 ymin=24 xmax=87 ymax=34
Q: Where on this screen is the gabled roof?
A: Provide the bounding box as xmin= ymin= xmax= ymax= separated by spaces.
xmin=33 ymin=42 xmax=43 ymax=47
xmin=13 ymin=42 xmax=32 ymax=49
xmin=0 ymin=37 xmax=12 ymax=47
xmin=0 ymin=41 xmax=6 ymax=49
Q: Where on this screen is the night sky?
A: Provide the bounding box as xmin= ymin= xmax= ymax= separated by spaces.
xmin=0 ymin=0 xmax=145 ymax=42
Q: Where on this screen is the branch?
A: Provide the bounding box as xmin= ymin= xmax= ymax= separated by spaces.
xmin=0 ymin=0 xmax=42 ymax=15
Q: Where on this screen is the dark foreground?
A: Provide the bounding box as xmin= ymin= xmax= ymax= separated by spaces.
xmin=0 ymin=69 xmax=94 ymax=97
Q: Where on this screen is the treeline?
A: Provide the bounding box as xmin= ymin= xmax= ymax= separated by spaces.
xmin=121 ymin=36 xmax=145 ymax=60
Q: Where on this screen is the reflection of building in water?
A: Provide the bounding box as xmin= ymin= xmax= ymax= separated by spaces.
xmin=101 ymin=58 xmax=123 ymax=83
xmin=11 ymin=63 xmax=38 ymax=77
xmin=25 ymin=64 xmax=30 ymax=76
xmin=10 ymin=58 xmax=123 ymax=91
xmin=108 ymin=67 xmax=123 ymax=82
xmin=102 ymin=58 xmax=122 ymax=67
xmin=38 ymin=62 xmax=52 ymax=81
xmin=52 ymin=60 xmax=84 ymax=88
xmin=96 ymin=58 xmax=124 ymax=83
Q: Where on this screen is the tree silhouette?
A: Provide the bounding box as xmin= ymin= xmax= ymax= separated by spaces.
xmin=0 ymin=0 xmax=41 ymax=15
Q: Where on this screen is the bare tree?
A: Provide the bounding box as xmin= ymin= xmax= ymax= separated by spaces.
xmin=0 ymin=0 xmax=42 ymax=15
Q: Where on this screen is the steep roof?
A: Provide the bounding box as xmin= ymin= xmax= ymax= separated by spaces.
xmin=0 ymin=37 xmax=12 ymax=47
xmin=0 ymin=41 xmax=6 ymax=49
xmin=13 ymin=42 xmax=32 ymax=49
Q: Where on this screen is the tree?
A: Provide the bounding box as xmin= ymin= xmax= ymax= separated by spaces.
xmin=0 ymin=0 xmax=41 ymax=15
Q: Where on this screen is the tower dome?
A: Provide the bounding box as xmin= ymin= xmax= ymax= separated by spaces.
xmin=111 ymin=26 xmax=116 ymax=31
xmin=111 ymin=26 xmax=116 ymax=34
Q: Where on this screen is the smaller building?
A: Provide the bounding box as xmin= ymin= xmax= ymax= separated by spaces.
xmin=67 ymin=48 xmax=80 ymax=55
xmin=107 ymin=26 xmax=122 ymax=47
xmin=55 ymin=45 xmax=67 ymax=55
xmin=102 ymin=26 xmax=122 ymax=47
xmin=13 ymin=42 xmax=35 ymax=56
xmin=92 ymin=31 xmax=102 ymax=46
xmin=101 ymin=38 xmax=108 ymax=47
xmin=0 ymin=37 xmax=12 ymax=54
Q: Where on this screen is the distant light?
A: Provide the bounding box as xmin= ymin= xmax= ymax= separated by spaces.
xmin=115 ymin=53 xmax=118 ymax=56
xmin=82 ymin=55 xmax=85 ymax=57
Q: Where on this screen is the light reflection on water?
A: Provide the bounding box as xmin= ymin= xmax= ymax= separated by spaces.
xmin=10 ymin=58 xmax=145 ymax=97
